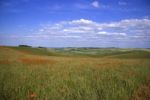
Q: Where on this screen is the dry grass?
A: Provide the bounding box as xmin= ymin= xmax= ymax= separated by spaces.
xmin=0 ymin=60 xmax=12 ymax=64
xmin=28 ymin=91 xmax=37 ymax=100
xmin=18 ymin=57 xmax=56 ymax=65
xmin=132 ymin=78 xmax=150 ymax=100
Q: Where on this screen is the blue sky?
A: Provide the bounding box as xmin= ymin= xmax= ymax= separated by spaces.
xmin=0 ymin=0 xmax=150 ymax=48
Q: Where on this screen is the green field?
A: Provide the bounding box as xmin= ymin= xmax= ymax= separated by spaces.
xmin=0 ymin=46 xmax=150 ymax=100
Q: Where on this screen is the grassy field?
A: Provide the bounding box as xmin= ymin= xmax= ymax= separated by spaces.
xmin=0 ymin=46 xmax=150 ymax=100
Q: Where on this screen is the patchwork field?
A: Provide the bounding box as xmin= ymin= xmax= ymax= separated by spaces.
xmin=0 ymin=46 xmax=150 ymax=100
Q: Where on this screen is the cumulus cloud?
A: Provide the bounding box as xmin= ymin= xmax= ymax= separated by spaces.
xmin=2 ymin=18 xmax=149 ymax=47
xmin=70 ymin=19 xmax=95 ymax=25
xmin=91 ymin=1 xmax=99 ymax=8
xmin=35 ymin=18 xmax=150 ymax=41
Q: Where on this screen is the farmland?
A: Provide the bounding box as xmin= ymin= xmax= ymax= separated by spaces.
xmin=0 ymin=46 xmax=150 ymax=100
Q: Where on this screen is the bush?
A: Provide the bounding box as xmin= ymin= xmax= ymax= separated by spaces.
xmin=18 ymin=45 xmax=32 ymax=47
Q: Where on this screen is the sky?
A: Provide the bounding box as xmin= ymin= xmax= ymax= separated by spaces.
xmin=0 ymin=0 xmax=150 ymax=48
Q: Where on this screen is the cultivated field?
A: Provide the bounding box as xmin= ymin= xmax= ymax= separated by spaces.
xmin=0 ymin=46 xmax=150 ymax=100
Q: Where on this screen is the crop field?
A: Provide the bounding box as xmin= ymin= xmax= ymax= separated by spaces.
xmin=0 ymin=46 xmax=150 ymax=100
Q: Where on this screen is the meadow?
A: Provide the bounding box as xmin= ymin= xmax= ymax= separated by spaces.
xmin=0 ymin=46 xmax=150 ymax=100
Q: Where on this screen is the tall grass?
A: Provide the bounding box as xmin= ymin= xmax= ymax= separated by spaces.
xmin=0 ymin=46 xmax=150 ymax=100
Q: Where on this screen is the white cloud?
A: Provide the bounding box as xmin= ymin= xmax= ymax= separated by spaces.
xmin=70 ymin=19 xmax=94 ymax=25
xmin=1 ymin=18 xmax=150 ymax=47
xmin=55 ymin=35 xmax=81 ymax=38
xmin=75 ymin=1 xmax=108 ymax=10
xmin=5 ymin=18 xmax=149 ymax=44
xmin=97 ymin=31 xmax=126 ymax=36
xmin=63 ymin=28 xmax=87 ymax=33
xmin=35 ymin=18 xmax=150 ymax=40
xmin=91 ymin=1 xmax=99 ymax=8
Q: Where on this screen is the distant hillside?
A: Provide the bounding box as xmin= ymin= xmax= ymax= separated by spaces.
xmin=3 ymin=46 xmax=149 ymax=58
